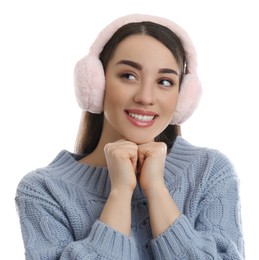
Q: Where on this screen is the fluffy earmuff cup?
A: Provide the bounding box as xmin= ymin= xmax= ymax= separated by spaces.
xmin=171 ymin=74 xmax=202 ymax=125
xmin=74 ymin=54 xmax=105 ymax=113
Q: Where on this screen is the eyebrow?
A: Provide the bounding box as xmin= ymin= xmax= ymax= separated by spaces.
xmin=159 ymin=68 xmax=179 ymax=76
xmin=116 ymin=60 xmax=179 ymax=76
xmin=116 ymin=60 xmax=142 ymax=70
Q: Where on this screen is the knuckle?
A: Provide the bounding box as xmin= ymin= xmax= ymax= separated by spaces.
xmin=157 ymin=142 xmax=167 ymax=154
xmin=104 ymin=143 xmax=111 ymax=152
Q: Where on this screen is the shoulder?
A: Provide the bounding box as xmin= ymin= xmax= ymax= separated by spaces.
xmin=165 ymin=137 xmax=240 ymax=199
xmin=16 ymin=150 xmax=78 ymax=194
xmin=16 ymin=150 xmax=110 ymax=199
xmin=167 ymin=136 xmax=238 ymax=180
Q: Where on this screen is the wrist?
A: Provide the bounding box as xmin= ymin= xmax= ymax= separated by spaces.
xmin=143 ymin=182 xmax=167 ymax=199
xmin=109 ymin=188 xmax=134 ymax=200
xmin=100 ymin=188 xmax=133 ymax=236
xmin=146 ymin=185 xmax=180 ymax=237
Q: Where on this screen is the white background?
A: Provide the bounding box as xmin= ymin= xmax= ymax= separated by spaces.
xmin=1 ymin=0 xmax=258 ymax=259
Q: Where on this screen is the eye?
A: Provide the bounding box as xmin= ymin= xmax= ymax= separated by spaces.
xmin=158 ymin=78 xmax=174 ymax=87
xmin=119 ymin=73 xmax=136 ymax=81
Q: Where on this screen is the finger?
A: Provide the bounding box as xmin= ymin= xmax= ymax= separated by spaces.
xmin=139 ymin=142 xmax=167 ymax=157
xmin=104 ymin=140 xmax=138 ymax=170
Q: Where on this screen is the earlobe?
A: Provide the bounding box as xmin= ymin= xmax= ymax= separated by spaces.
xmin=74 ymin=54 xmax=105 ymax=113
xmin=170 ymin=74 xmax=202 ymax=125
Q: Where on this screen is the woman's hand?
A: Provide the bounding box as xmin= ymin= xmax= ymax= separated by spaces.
xmin=100 ymin=139 xmax=138 ymax=236
xmin=138 ymin=141 xmax=167 ymax=197
xmin=101 ymin=139 xmax=180 ymax=237
xmin=104 ymin=139 xmax=138 ymax=193
xmin=138 ymin=141 xmax=180 ymax=237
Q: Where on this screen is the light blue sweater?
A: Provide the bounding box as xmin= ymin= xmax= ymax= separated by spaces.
xmin=15 ymin=137 xmax=244 ymax=259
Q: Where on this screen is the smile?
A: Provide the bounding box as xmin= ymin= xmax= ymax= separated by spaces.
xmin=125 ymin=109 xmax=158 ymax=127
xmin=128 ymin=113 xmax=155 ymax=122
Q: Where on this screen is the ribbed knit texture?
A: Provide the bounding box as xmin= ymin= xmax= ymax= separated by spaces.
xmin=15 ymin=137 xmax=244 ymax=259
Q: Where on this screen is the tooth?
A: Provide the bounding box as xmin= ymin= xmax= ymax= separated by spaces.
xmin=128 ymin=113 xmax=154 ymax=121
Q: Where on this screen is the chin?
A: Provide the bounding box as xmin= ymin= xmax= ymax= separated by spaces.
xmin=123 ymin=134 xmax=155 ymax=145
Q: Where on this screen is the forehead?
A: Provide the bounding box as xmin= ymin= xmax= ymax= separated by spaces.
xmin=110 ymin=34 xmax=179 ymax=69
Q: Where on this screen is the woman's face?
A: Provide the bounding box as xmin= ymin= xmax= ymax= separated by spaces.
xmin=103 ymin=34 xmax=180 ymax=144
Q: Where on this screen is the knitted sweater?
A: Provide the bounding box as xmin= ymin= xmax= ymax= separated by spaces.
xmin=15 ymin=137 xmax=244 ymax=259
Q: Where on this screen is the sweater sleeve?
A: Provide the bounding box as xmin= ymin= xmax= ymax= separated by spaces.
xmin=150 ymin=153 xmax=245 ymax=260
xmin=15 ymin=177 xmax=138 ymax=260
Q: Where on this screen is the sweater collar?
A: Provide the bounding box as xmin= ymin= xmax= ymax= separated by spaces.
xmin=47 ymin=137 xmax=200 ymax=200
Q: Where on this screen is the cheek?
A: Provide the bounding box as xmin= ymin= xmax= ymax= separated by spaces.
xmin=103 ymin=81 xmax=125 ymax=115
xmin=104 ymin=86 xmax=120 ymax=109
xmin=104 ymin=80 xmax=117 ymax=106
xmin=104 ymin=75 xmax=132 ymax=108
xmin=163 ymin=92 xmax=179 ymax=115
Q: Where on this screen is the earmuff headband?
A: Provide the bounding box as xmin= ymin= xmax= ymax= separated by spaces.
xmin=74 ymin=14 xmax=202 ymax=125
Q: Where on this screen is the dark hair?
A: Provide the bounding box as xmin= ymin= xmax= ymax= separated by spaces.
xmin=75 ymin=21 xmax=185 ymax=155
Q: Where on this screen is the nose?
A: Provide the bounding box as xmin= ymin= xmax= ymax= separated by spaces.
xmin=133 ymin=82 xmax=155 ymax=105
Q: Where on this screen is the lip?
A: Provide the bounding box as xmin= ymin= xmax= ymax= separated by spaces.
xmin=125 ymin=109 xmax=158 ymax=127
xmin=126 ymin=109 xmax=158 ymax=116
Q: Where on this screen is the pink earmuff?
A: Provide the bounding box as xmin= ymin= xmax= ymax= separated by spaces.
xmin=74 ymin=14 xmax=202 ymax=125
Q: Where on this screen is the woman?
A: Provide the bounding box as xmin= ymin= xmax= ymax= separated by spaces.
xmin=16 ymin=14 xmax=244 ymax=259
